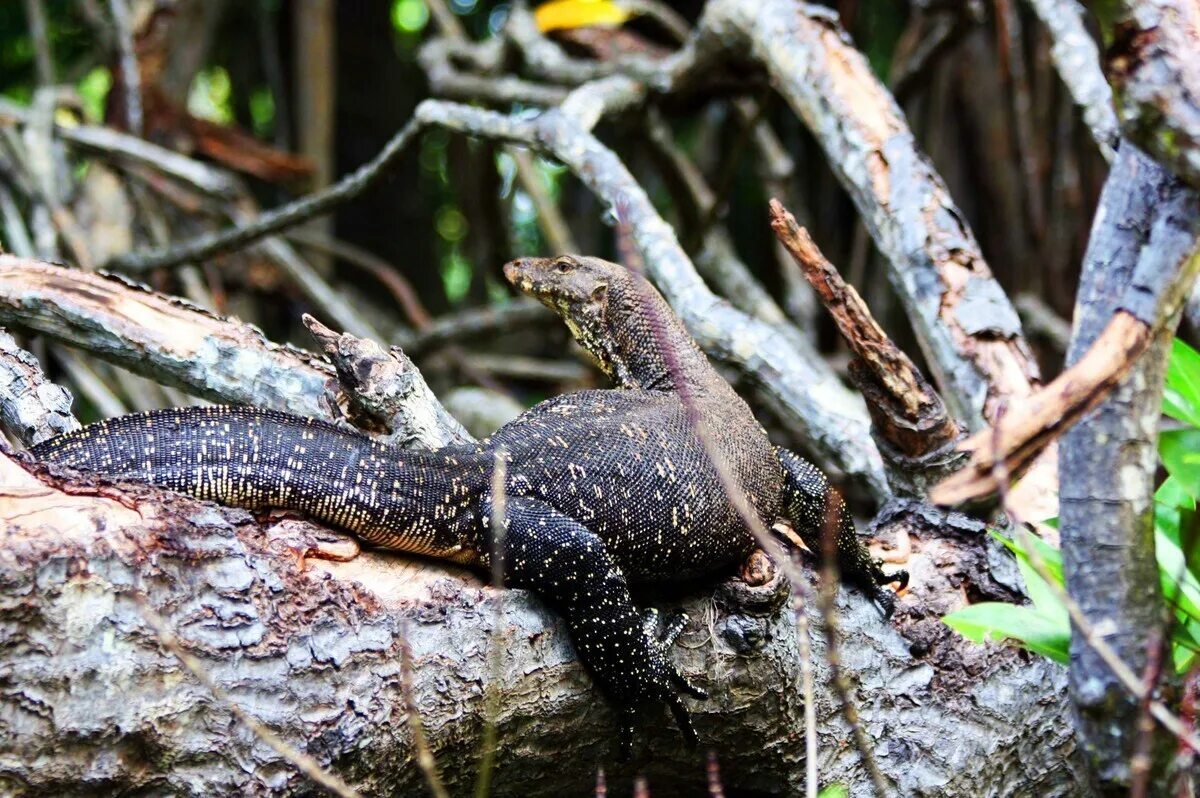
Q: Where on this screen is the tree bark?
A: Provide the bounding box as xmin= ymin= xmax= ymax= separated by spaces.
xmin=0 ymin=257 xmax=1086 ymax=795
xmin=1060 ymin=143 xmax=1200 ymax=793
xmin=0 ymin=448 xmax=1085 ymax=796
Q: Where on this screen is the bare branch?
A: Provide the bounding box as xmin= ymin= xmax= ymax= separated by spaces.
xmin=0 ymin=257 xmax=461 ymax=452
xmin=1025 ymin=0 xmax=1120 ymax=160
xmin=770 ymin=201 xmax=962 ymax=466
xmin=932 ymin=145 xmax=1200 ymax=506
xmin=698 ymin=0 xmax=1041 ymax=429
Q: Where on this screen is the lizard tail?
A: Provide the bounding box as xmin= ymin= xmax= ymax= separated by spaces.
xmin=31 ymin=405 xmax=484 ymax=558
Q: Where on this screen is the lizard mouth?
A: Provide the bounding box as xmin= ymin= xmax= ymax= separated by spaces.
xmin=502 ymin=259 xmax=539 ymax=297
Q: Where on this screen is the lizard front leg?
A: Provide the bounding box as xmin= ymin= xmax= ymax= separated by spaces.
xmin=776 ymin=447 xmax=908 ymax=617
xmin=483 ymin=496 xmax=705 ymax=758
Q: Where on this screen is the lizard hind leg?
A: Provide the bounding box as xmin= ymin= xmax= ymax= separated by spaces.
xmin=775 ymin=447 xmax=908 ymax=618
xmin=485 ymin=496 xmax=705 ymax=756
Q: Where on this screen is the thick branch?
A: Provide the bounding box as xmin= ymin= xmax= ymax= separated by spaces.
xmin=1060 ymin=145 xmax=1197 ymax=791
xmin=1109 ymin=0 xmax=1200 ymax=189
xmin=931 ymin=145 xmax=1200 ymax=506
xmin=0 ymin=449 xmax=1083 ymax=795
xmin=0 ymin=257 xmax=454 ymax=452
xmin=701 ymin=0 xmax=1041 ymax=429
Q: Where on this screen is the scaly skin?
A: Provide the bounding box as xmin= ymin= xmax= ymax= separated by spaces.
xmin=33 ymin=255 xmax=907 ymax=756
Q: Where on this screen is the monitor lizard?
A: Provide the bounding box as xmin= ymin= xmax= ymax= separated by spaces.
xmin=32 ymin=254 xmax=906 ymax=756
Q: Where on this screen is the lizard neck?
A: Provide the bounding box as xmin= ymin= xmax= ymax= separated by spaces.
xmin=602 ymin=276 xmax=717 ymax=394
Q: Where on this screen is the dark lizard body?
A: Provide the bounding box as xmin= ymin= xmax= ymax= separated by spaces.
xmin=33 ymin=255 xmax=906 ymax=752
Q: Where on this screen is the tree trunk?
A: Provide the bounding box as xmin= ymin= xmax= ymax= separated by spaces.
xmin=0 ymin=447 xmax=1084 ymax=796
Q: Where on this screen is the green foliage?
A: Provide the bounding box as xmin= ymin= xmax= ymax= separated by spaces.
xmin=76 ymin=66 xmax=110 ymax=124
xmin=943 ymin=339 xmax=1200 ymax=672
xmin=392 ymin=0 xmax=430 ymax=34
xmin=187 ymin=67 xmax=234 ymax=126
xmin=943 ymin=531 xmax=1069 ymax=664
xmin=818 ymin=784 xmax=849 ymax=798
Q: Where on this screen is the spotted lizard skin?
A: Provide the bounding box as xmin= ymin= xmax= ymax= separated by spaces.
xmin=33 ymin=255 xmax=906 ymax=754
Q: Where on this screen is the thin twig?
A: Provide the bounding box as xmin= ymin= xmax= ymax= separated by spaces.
xmin=796 ymin=594 xmax=819 ymax=798
xmin=106 ymin=118 xmax=424 ymax=272
xmin=474 ymin=451 xmax=508 ymax=798
xmin=285 ymin=229 xmax=432 ymax=329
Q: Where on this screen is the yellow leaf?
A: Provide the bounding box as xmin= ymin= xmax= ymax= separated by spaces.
xmin=534 ymin=0 xmax=633 ymax=33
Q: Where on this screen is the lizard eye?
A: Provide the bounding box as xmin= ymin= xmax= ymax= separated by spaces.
xmin=554 ymin=259 xmax=574 ymax=273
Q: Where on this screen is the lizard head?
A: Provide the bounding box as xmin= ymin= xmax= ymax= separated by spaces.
xmin=504 ymin=254 xmax=630 ymax=382
xmin=504 ymin=254 xmax=704 ymax=390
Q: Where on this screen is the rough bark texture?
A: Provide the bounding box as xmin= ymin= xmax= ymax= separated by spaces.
xmin=1109 ymin=0 xmax=1200 ymax=191
xmin=0 ymin=449 xmax=1086 ymax=796
xmin=1059 ymin=144 xmax=1200 ymax=792
xmin=931 ymin=145 xmax=1200 ymax=507
xmin=769 ymin=201 xmax=961 ymax=483
xmin=0 ymin=328 xmax=78 ymax=446
xmin=0 ymin=257 xmax=453 ymax=452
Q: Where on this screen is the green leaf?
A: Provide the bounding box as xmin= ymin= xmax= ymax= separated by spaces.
xmin=1156 ymin=476 xmax=1196 ymax=510
xmin=943 ymin=603 xmax=1069 ymax=664
xmin=1165 ymin=339 xmax=1200 ymax=428
xmin=1156 ymin=506 xmax=1200 ymax=623
xmin=817 ymin=786 xmax=849 ymax=798
xmin=1160 ymin=429 xmax=1200 ymax=500
xmin=992 ymin=529 xmax=1064 ymax=586
xmin=1016 ymin=556 xmax=1068 ymax=625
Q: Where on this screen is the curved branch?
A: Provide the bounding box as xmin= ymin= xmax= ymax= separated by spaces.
xmin=1109 ymin=0 xmax=1200 ymax=189
xmin=931 ymin=145 xmax=1200 ymax=506
xmin=697 ymin=0 xmax=1041 ymax=429
xmin=414 ymin=98 xmax=890 ymax=498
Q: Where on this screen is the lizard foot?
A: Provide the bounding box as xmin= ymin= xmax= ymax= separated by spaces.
xmin=639 ymin=609 xmax=708 ymax=751
xmin=869 ymin=560 xmax=909 ymax=619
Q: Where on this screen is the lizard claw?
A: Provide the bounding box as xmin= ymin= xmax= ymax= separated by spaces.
xmin=671 ymin=671 xmax=709 ymax=700
xmin=658 ymin=609 xmax=689 ymax=648
xmin=869 ymin=560 xmax=908 ymax=619
xmin=667 ymin=695 xmax=699 ymax=749
xmin=613 ymin=608 xmax=708 ymax=758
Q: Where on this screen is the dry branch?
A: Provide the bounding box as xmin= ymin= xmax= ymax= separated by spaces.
xmin=769 ymin=201 xmax=961 ymax=466
xmin=689 ymin=0 xmax=1041 ymax=430
xmin=0 ymin=257 xmax=452 ymax=452
xmin=302 ymin=314 xmax=471 ymax=449
xmin=931 ymin=145 xmax=1200 ymax=506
